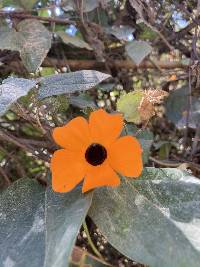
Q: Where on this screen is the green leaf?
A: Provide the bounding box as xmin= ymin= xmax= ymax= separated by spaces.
xmin=136 ymin=129 xmax=153 ymax=163
xmin=17 ymin=19 xmax=52 ymax=72
xmin=89 ymin=168 xmax=200 ymax=267
xmin=0 ymin=178 xmax=93 ymax=267
xmin=57 ymin=31 xmax=92 ymax=50
xmin=117 ymin=91 xmax=144 ymax=124
xmin=38 ymin=9 xmax=52 ymax=17
xmin=138 ymin=23 xmax=158 ymax=40
xmin=165 ymin=85 xmax=188 ymax=124
xmin=2 ymin=0 xmax=38 ymax=9
xmin=165 ymin=85 xmax=200 ymax=128
xmin=63 ymin=0 xmax=111 ymax=12
xmin=126 ymin=125 xmax=153 ymax=163
xmin=38 ymin=70 xmax=111 ymax=99
xmin=0 ymin=77 xmax=36 ymax=117
xmin=15 ymin=0 xmax=38 ymax=9
xmin=69 ymin=94 xmax=97 ymax=109
xmin=0 ymin=20 xmax=52 ymax=72
xmin=125 ymin=40 xmax=152 ymax=65
xmin=0 ymin=27 xmax=23 ymax=51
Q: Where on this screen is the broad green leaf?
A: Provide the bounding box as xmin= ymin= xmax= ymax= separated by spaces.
xmin=0 ymin=178 xmax=93 ymax=267
xmin=125 ymin=40 xmax=152 ymax=65
xmin=117 ymin=91 xmax=144 ymax=124
xmin=38 ymin=70 xmax=111 ymax=99
xmin=0 ymin=77 xmax=36 ymax=117
xmin=165 ymin=85 xmax=189 ymax=124
xmin=17 ymin=19 xmax=52 ymax=72
xmin=69 ymin=94 xmax=97 ymax=109
xmin=89 ymin=168 xmax=200 ymax=267
xmin=0 ymin=27 xmax=23 ymax=51
xmin=136 ymin=129 xmax=153 ymax=163
xmin=165 ymin=85 xmax=200 ymax=128
xmin=57 ymin=31 xmax=92 ymax=50
xmin=0 ymin=20 xmax=51 ymax=72
xmin=126 ymin=124 xmax=153 ymax=163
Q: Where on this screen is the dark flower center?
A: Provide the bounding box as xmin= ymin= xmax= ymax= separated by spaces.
xmin=85 ymin=143 xmax=107 ymax=166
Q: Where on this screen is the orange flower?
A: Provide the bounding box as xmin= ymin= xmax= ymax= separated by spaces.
xmin=51 ymin=109 xmax=143 ymax=193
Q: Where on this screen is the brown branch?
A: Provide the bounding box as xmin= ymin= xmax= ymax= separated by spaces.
xmin=0 ymin=145 xmax=26 ymax=178
xmin=149 ymin=156 xmax=181 ymax=167
xmin=150 ymin=156 xmax=200 ymax=172
xmin=2 ymin=58 xmax=189 ymax=75
xmin=42 ymin=58 xmax=189 ymax=70
xmin=18 ymin=138 xmax=56 ymax=150
xmin=0 ymin=166 xmax=11 ymax=185
xmin=0 ymin=11 xmax=73 ymax=24
xmin=0 ymin=129 xmax=50 ymax=162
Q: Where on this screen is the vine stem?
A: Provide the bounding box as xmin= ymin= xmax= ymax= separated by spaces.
xmin=82 ymin=221 xmax=104 ymax=260
xmin=0 ymin=10 xmax=73 ymax=24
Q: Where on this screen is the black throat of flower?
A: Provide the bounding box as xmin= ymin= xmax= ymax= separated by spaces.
xmin=85 ymin=143 xmax=107 ymax=166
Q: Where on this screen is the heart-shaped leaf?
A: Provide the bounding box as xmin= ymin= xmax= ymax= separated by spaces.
xmin=89 ymin=167 xmax=200 ymax=267
xmin=0 ymin=20 xmax=52 ymax=72
xmin=17 ymin=19 xmax=52 ymax=72
xmin=0 ymin=178 xmax=93 ymax=267
xmin=125 ymin=41 xmax=152 ymax=65
xmin=57 ymin=31 xmax=92 ymax=50
xmin=117 ymin=91 xmax=144 ymax=124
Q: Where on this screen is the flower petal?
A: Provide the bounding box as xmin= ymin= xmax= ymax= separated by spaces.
xmin=89 ymin=109 xmax=123 ymax=146
xmin=51 ymin=149 xmax=86 ymax=192
xmin=108 ymin=136 xmax=143 ymax=177
xmin=82 ymin=162 xmax=120 ymax=193
xmin=52 ymin=117 xmax=90 ymax=151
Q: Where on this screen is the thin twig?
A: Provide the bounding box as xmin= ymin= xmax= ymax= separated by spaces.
xmin=152 ymin=155 xmax=200 ymax=173
xmin=82 ymin=221 xmax=104 ymax=261
xmin=190 ymin=123 xmax=200 ymax=159
xmin=183 ymin=66 xmax=192 ymax=149
xmin=149 ymin=156 xmax=181 ymax=167
xmin=0 ymin=129 xmax=50 ymax=162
